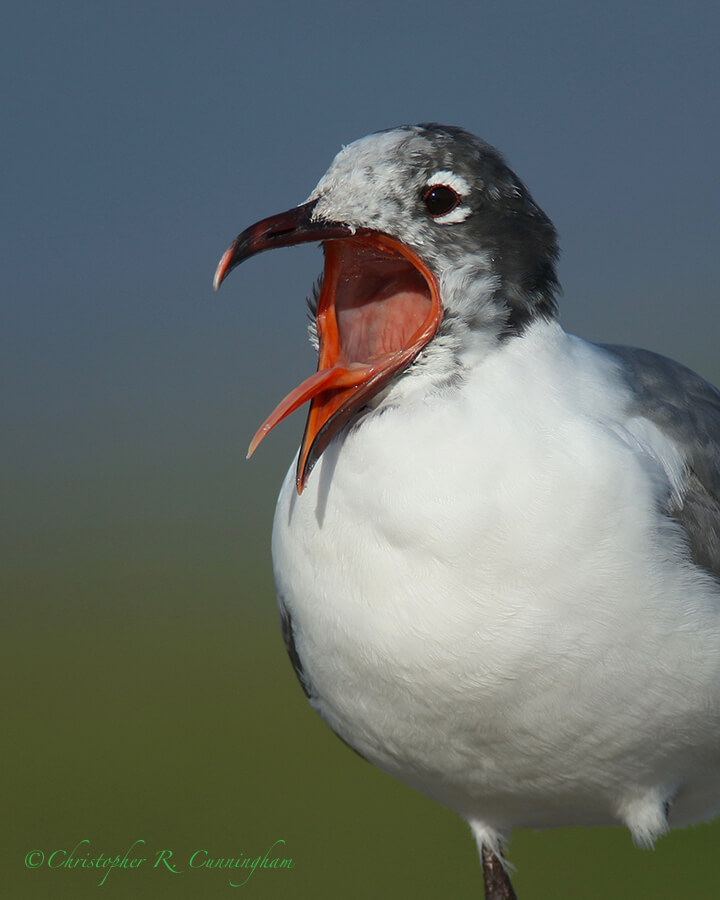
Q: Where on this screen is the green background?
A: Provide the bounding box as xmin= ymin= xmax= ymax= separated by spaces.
xmin=5 ymin=496 xmax=720 ymax=898
xmin=4 ymin=1 xmax=720 ymax=897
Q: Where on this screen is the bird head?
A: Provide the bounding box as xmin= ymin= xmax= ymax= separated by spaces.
xmin=214 ymin=124 xmax=559 ymax=493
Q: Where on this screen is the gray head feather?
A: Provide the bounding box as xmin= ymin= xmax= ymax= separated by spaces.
xmin=309 ymin=123 xmax=560 ymax=337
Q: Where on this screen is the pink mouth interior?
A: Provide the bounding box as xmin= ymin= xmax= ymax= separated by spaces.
xmin=246 ymin=234 xmax=441 ymax=472
xmin=331 ymin=240 xmax=433 ymax=364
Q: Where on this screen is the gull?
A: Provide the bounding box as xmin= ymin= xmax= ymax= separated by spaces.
xmin=214 ymin=124 xmax=720 ymax=899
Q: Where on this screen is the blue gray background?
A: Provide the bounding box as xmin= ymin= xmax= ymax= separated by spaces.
xmin=3 ymin=2 xmax=720 ymax=897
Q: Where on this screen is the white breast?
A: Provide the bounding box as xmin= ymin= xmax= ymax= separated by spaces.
xmin=271 ymin=321 xmax=720 ymax=839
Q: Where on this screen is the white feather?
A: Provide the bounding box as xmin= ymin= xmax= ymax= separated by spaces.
xmin=272 ymin=320 xmax=720 ymax=846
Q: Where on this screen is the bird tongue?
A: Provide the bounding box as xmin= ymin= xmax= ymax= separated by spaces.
xmin=248 ymin=235 xmax=441 ymax=490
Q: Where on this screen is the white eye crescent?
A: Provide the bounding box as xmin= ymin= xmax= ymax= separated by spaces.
xmin=426 ymin=170 xmax=471 ymax=195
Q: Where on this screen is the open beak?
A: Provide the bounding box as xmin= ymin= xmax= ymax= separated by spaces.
xmin=214 ymin=200 xmax=442 ymax=493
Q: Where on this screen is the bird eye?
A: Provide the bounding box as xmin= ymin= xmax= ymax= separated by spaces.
xmin=423 ymin=184 xmax=460 ymax=217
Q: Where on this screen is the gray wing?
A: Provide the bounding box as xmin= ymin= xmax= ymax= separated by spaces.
xmin=602 ymin=343 xmax=720 ymax=579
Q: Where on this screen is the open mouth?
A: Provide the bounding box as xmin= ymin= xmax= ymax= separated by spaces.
xmin=331 ymin=239 xmax=433 ymax=362
xmin=215 ymin=208 xmax=442 ymax=493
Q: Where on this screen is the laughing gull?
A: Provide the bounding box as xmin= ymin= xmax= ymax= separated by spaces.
xmin=214 ymin=124 xmax=720 ymax=899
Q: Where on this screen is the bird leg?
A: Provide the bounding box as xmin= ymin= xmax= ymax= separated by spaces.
xmin=481 ymin=844 xmax=517 ymax=900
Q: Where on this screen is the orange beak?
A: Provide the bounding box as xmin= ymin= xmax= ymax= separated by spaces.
xmin=214 ymin=201 xmax=442 ymax=493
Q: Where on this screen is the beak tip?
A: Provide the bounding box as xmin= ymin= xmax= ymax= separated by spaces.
xmin=213 ymin=246 xmax=236 ymax=292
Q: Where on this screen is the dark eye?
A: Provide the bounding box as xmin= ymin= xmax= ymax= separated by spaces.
xmin=423 ymin=184 xmax=460 ymax=217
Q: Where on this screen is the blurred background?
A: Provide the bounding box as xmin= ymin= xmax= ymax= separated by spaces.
xmin=3 ymin=1 xmax=720 ymax=897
